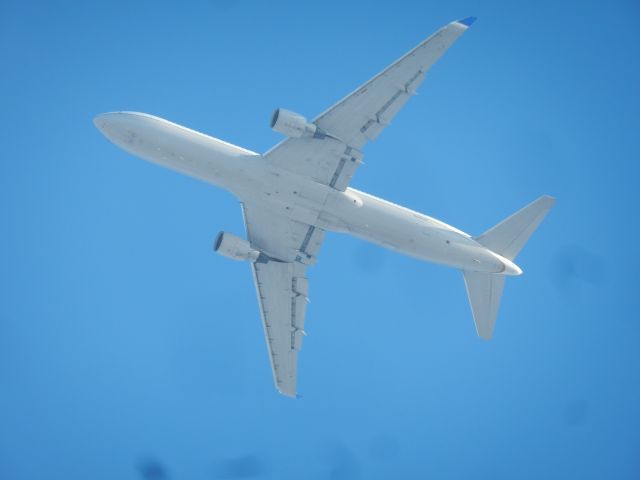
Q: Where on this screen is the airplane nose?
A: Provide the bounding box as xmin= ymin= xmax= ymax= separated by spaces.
xmin=93 ymin=112 xmax=121 ymax=138
xmin=93 ymin=112 xmax=143 ymax=151
xmin=93 ymin=113 xmax=107 ymax=132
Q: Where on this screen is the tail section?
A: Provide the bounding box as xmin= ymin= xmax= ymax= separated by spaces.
xmin=464 ymin=195 xmax=556 ymax=339
xmin=474 ymin=195 xmax=556 ymax=261
xmin=463 ymin=271 xmax=505 ymax=339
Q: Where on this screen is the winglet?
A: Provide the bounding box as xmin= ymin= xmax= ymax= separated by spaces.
xmin=456 ymin=16 xmax=477 ymax=28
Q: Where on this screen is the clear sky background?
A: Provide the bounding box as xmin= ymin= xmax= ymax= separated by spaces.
xmin=1 ymin=1 xmax=639 ymax=479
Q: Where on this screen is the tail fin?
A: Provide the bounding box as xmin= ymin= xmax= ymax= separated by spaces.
xmin=474 ymin=195 xmax=556 ymax=261
xmin=464 ymin=195 xmax=556 ymax=339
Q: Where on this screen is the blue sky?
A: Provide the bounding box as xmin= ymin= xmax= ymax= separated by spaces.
xmin=1 ymin=0 xmax=639 ymax=479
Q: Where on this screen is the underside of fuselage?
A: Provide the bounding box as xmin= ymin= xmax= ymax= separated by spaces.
xmin=94 ymin=112 xmax=521 ymax=275
xmin=94 ymin=111 xmax=524 ymax=276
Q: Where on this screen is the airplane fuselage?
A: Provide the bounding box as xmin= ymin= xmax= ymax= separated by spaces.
xmin=92 ymin=17 xmax=559 ymax=397
xmin=95 ymin=111 xmax=521 ymax=276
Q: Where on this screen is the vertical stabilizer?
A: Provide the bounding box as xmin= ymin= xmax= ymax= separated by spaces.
xmin=463 ymin=271 xmax=505 ymax=340
xmin=475 ymin=195 xmax=556 ymax=261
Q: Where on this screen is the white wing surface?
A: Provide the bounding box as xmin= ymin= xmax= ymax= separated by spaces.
xmin=265 ymin=17 xmax=476 ymax=191
xmin=242 ymin=202 xmax=324 ymax=397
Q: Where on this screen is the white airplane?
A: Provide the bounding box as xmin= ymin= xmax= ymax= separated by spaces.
xmin=94 ymin=17 xmax=555 ymax=397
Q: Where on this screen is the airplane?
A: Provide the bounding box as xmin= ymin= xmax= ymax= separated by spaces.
xmin=94 ymin=17 xmax=555 ymax=397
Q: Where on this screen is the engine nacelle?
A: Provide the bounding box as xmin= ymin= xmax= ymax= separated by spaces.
xmin=270 ymin=108 xmax=317 ymax=138
xmin=214 ymin=232 xmax=261 ymax=262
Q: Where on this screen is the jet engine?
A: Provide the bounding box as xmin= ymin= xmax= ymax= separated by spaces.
xmin=214 ymin=232 xmax=261 ymax=262
xmin=270 ymin=108 xmax=317 ymax=138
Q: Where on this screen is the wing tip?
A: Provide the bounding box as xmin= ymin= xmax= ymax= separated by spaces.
xmin=456 ymin=16 xmax=477 ymax=28
xmin=276 ymin=384 xmax=298 ymax=398
xmin=541 ymin=194 xmax=557 ymax=206
xmin=531 ymin=194 xmax=557 ymax=213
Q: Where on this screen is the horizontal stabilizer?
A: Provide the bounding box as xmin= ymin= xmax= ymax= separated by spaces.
xmin=463 ymin=271 xmax=505 ymax=340
xmin=475 ymin=195 xmax=556 ymax=261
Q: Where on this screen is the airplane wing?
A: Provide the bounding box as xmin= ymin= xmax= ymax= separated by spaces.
xmin=265 ymin=17 xmax=476 ymax=191
xmin=241 ymin=202 xmax=324 ymax=397
xmin=243 ymin=18 xmax=475 ymax=396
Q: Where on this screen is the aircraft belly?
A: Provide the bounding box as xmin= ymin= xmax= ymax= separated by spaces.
xmin=94 ymin=112 xmax=258 ymax=192
xmin=320 ymin=189 xmax=503 ymax=273
xmin=238 ymin=167 xmax=333 ymax=228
